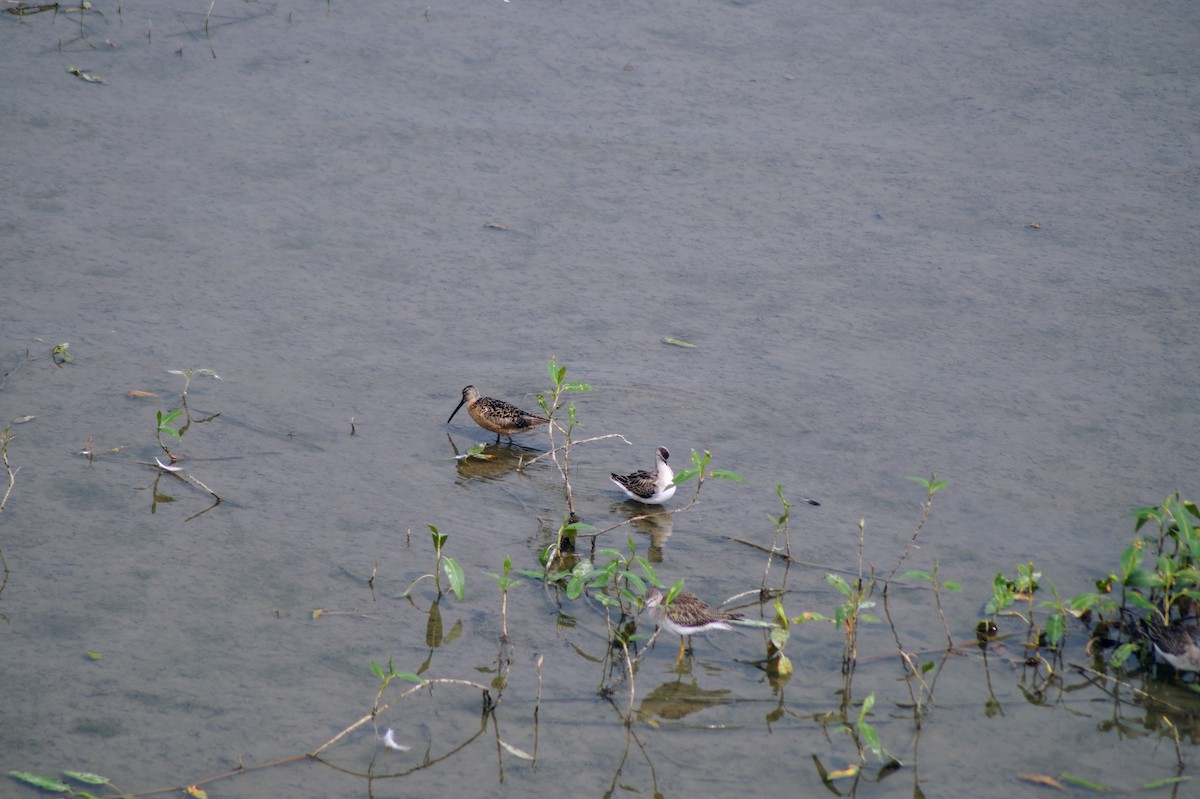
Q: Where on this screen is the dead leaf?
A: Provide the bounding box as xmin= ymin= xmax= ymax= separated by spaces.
xmin=1018 ymin=773 xmax=1064 ymax=790
xmin=498 ymin=739 xmax=534 ymax=760
xmin=127 ymin=390 xmax=159 ymax=398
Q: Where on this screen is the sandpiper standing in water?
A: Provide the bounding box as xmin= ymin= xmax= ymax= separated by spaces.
xmin=1143 ymin=619 xmax=1200 ymax=676
xmin=643 ymin=587 xmax=742 ymax=663
xmin=611 ymin=446 xmax=676 ymax=505
xmin=447 ymin=385 xmax=550 ymax=444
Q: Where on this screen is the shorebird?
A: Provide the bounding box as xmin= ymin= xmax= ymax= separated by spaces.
xmin=447 ymin=385 xmax=550 ymax=444
xmin=643 ymin=587 xmax=742 ymax=663
xmin=611 ymin=446 xmax=676 ymax=505
xmin=1142 ymin=619 xmax=1200 ymax=676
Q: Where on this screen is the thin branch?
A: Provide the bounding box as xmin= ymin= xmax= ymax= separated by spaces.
xmin=517 ymin=433 xmax=631 ymax=470
xmin=0 ymin=428 xmax=15 ymax=513
xmin=311 ymin=678 xmax=492 ymax=756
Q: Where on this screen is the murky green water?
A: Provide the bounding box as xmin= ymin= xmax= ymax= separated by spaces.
xmin=2 ymin=1 xmax=1198 ymax=796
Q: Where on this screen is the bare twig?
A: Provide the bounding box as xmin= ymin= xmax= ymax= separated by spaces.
xmin=0 ymin=349 xmax=33 ymax=391
xmin=311 ymin=678 xmax=492 ymax=756
xmin=0 ymin=428 xmax=15 ymax=513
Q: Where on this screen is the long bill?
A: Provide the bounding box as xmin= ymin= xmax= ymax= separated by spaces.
xmin=447 ymin=396 xmax=468 ymax=423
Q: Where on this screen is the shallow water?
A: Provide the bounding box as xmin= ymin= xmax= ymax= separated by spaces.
xmin=2 ymin=1 xmax=1198 ymax=796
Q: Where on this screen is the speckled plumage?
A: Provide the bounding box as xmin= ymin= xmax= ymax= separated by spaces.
xmin=611 ymin=446 xmax=676 ymax=504
xmin=1143 ymin=620 xmax=1200 ymax=674
xmin=644 ymin=587 xmax=742 ymax=662
xmin=447 ymin=385 xmax=549 ymax=443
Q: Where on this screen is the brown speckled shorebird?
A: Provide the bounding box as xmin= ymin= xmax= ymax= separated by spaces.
xmin=611 ymin=446 xmax=676 ymax=505
xmin=1143 ymin=619 xmax=1200 ymax=676
xmin=643 ymin=587 xmax=742 ymax=663
xmin=447 ymin=385 xmax=550 ymax=444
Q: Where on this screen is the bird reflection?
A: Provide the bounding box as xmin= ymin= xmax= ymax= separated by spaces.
xmin=626 ymin=512 xmax=674 ymax=562
xmin=636 ymin=676 xmax=733 ymax=723
xmin=448 ymin=434 xmax=527 ymax=481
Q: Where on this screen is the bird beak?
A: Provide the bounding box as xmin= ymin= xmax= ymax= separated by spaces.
xmin=447 ymin=396 xmax=467 ymax=424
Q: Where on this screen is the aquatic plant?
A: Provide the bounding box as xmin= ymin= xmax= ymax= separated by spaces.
xmin=1069 ymin=493 xmax=1200 ymax=671
xmin=488 ymin=555 xmax=523 ymax=641
xmin=401 ymin=524 xmax=465 ymax=603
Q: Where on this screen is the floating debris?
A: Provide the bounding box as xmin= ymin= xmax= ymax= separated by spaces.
xmin=382 ymin=728 xmax=411 ymax=752
xmin=67 ymin=66 xmax=106 ymax=84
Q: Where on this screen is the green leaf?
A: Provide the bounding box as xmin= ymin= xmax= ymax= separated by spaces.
xmin=906 ymin=474 xmax=947 ymax=493
xmin=1143 ymin=776 xmax=1191 ymax=789
xmin=1043 ymin=613 xmax=1066 ymax=647
xmin=370 ymin=660 xmax=386 ymax=678
xmin=563 ymin=381 xmax=591 ymax=392
xmin=858 ymin=691 xmax=876 ymax=720
xmin=1127 ymin=591 xmax=1159 ymax=613
xmin=899 ymin=570 xmax=932 ymax=582
xmin=394 ymin=671 xmax=424 ymax=683
xmin=672 ymin=467 xmax=700 ymax=484
xmin=1058 ymin=773 xmax=1110 ymax=791
xmin=8 ymin=771 xmax=70 ymax=791
xmin=427 ymin=524 xmax=447 ymax=554
xmin=942 ymin=581 xmax=962 ymax=592
xmin=565 ymin=573 xmax=587 ymax=600
xmin=662 ymin=337 xmax=696 ymax=348
xmin=825 ymin=573 xmax=852 ymax=596
xmin=1068 ymin=592 xmax=1109 ymax=612
xmin=157 ymin=409 xmax=182 ymax=426
xmin=1108 ymin=642 xmax=1139 ymax=670
xmin=709 ymin=469 xmax=746 ymax=482
xmin=1119 ymin=543 xmax=1143 ymax=578
xmin=443 ymin=557 xmax=465 ymax=602
xmin=732 ymin=618 xmax=777 ymax=629
xmin=62 ymin=771 xmax=110 ymax=785
xmin=859 ymin=721 xmax=882 ymax=759
xmin=769 ymin=626 xmax=789 ymax=649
